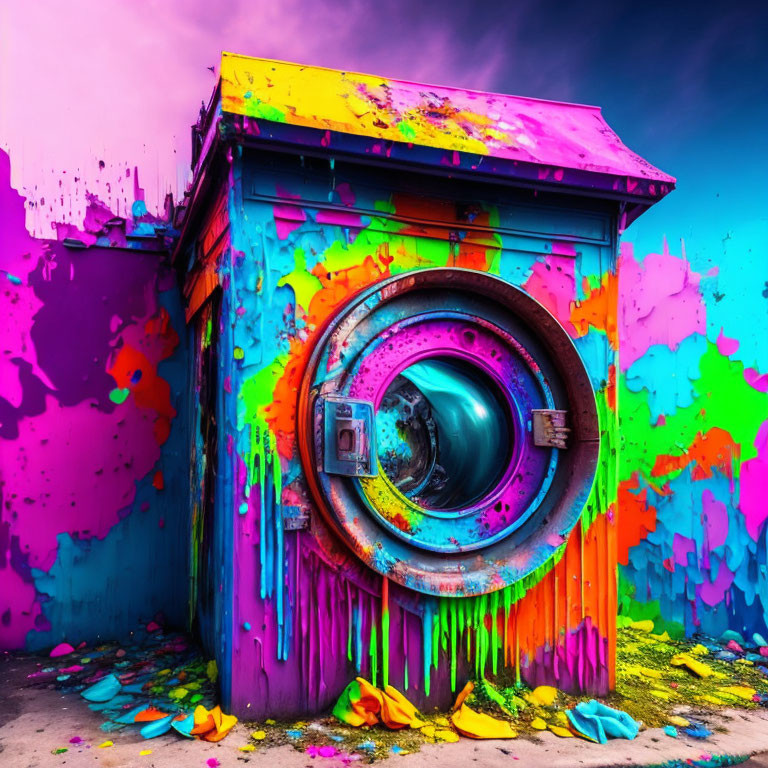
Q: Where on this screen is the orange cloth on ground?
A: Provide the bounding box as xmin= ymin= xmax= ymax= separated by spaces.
xmin=201 ymin=705 xmax=238 ymax=742
xmin=190 ymin=705 xmax=215 ymax=735
xmin=381 ymin=685 xmax=426 ymax=729
xmin=189 ymin=704 xmax=238 ymax=741
xmin=332 ymin=678 xmax=424 ymax=730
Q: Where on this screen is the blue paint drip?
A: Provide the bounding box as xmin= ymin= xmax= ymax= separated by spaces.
xmin=355 ymin=596 xmax=363 ymax=674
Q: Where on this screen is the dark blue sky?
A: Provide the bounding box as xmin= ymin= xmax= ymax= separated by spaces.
xmin=381 ymin=0 xmax=768 ymax=261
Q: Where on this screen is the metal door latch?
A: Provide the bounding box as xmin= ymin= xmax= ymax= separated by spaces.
xmin=532 ymin=409 xmax=570 ymax=449
xmin=319 ymin=396 xmax=378 ymax=477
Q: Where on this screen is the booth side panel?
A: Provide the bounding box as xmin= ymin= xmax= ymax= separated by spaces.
xmin=185 ymin=181 xmax=236 ymax=704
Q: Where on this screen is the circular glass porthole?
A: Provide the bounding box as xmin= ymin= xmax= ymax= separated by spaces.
xmin=376 ymin=356 xmax=514 ymax=511
xmin=298 ymin=268 xmax=599 ymax=597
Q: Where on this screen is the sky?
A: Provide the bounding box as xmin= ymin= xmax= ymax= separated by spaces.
xmin=1 ymin=0 xmax=766 ymax=259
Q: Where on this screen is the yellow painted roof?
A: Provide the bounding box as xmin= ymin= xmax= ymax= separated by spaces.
xmin=219 ymin=52 xmax=674 ymax=183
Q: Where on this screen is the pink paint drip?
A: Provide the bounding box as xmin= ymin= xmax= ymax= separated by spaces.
xmin=740 ymin=420 xmax=768 ymax=540
xmin=273 ymin=184 xmax=307 ymax=239
xmin=672 ymin=534 xmax=696 ymax=567
xmin=697 ymin=560 xmax=736 ymax=607
xmin=701 ymin=489 xmax=728 ymax=553
xmin=716 ymin=327 xmax=739 ymax=357
xmin=618 ymin=243 xmax=707 ymax=370
xmin=744 ymin=367 xmax=768 ymax=393
xmin=316 ymin=210 xmax=363 ymax=228
xmin=522 ymin=253 xmax=577 ymax=336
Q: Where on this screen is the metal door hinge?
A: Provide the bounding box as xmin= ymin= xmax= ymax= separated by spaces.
xmin=282 ymin=506 xmax=310 ymax=531
xmin=532 ymin=409 xmax=570 ymax=449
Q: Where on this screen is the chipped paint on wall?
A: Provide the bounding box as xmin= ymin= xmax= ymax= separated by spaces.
xmin=616 ymin=236 xmax=768 ymax=640
xmin=0 ymin=149 xmax=189 ymax=650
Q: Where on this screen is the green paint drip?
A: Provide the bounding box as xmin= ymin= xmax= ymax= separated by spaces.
xmin=490 ymin=590 xmax=499 ymax=676
xmin=439 ymin=600 xmax=448 ymax=653
xmin=381 ymin=594 xmax=390 ymax=689
xmin=347 ymin=609 xmax=353 ymax=663
xmin=369 ymin=624 xmax=378 ymax=689
xmin=449 ymin=600 xmax=457 ymax=692
xmin=428 ymin=543 xmax=572 ymax=688
xmin=422 ymin=601 xmax=435 ymax=697
xmin=431 ymin=605 xmax=439 ymax=673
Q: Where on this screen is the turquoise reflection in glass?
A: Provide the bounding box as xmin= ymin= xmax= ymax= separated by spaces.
xmin=376 ymin=356 xmax=513 ymax=510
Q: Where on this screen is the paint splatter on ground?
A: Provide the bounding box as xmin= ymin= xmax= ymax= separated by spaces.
xmin=25 ymin=624 xmax=220 ymax=738
xmin=16 ymin=626 xmax=768 ymax=762
xmin=644 ymin=756 xmax=749 ymax=768
xmin=220 ymin=627 xmax=768 ymax=760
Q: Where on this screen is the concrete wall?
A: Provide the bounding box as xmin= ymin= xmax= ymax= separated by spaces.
xmin=0 ymin=149 xmax=190 ymax=651
xmin=616 ymin=230 xmax=768 ymax=642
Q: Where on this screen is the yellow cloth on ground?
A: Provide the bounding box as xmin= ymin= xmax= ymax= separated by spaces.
xmin=451 ymin=703 xmax=517 ymax=739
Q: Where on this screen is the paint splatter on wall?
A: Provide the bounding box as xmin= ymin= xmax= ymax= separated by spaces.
xmin=0 ymin=149 xmax=189 ymax=650
xmin=616 ymin=234 xmax=768 ymax=641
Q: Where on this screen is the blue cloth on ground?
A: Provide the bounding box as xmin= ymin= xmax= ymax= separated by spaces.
xmin=81 ymin=673 xmax=121 ymax=702
xmin=140 ymin=713 xmax=176 ymax=739
xmin=565 ymin=700 xmax=641 ymax=744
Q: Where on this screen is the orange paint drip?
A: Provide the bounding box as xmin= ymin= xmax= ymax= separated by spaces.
xmin=498 ymin=512 xmax=617 ymax=687
xmin=570 ymin=271 xmax=619 ymax=348
xmin=615 ymin=474 xmax=658 ymax=566
xmin=651 ymin=427 xmax=740 ymax=480
xmin=263 ymin=337 xmax=310 ymax=460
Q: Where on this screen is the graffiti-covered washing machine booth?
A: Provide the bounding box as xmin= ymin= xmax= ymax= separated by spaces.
xmin=176 ymin=52 xmax=674 ymax=717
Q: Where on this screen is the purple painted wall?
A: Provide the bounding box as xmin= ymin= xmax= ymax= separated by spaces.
xmin=0 ymin=149 xmax=190 ymax=651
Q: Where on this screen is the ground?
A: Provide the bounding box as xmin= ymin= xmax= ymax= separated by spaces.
xmin=3 ymin=626 xmax=768 ymax=768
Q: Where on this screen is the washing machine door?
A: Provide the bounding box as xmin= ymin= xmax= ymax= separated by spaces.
xmin=298 ymin=268 xmax=599 ymax=597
